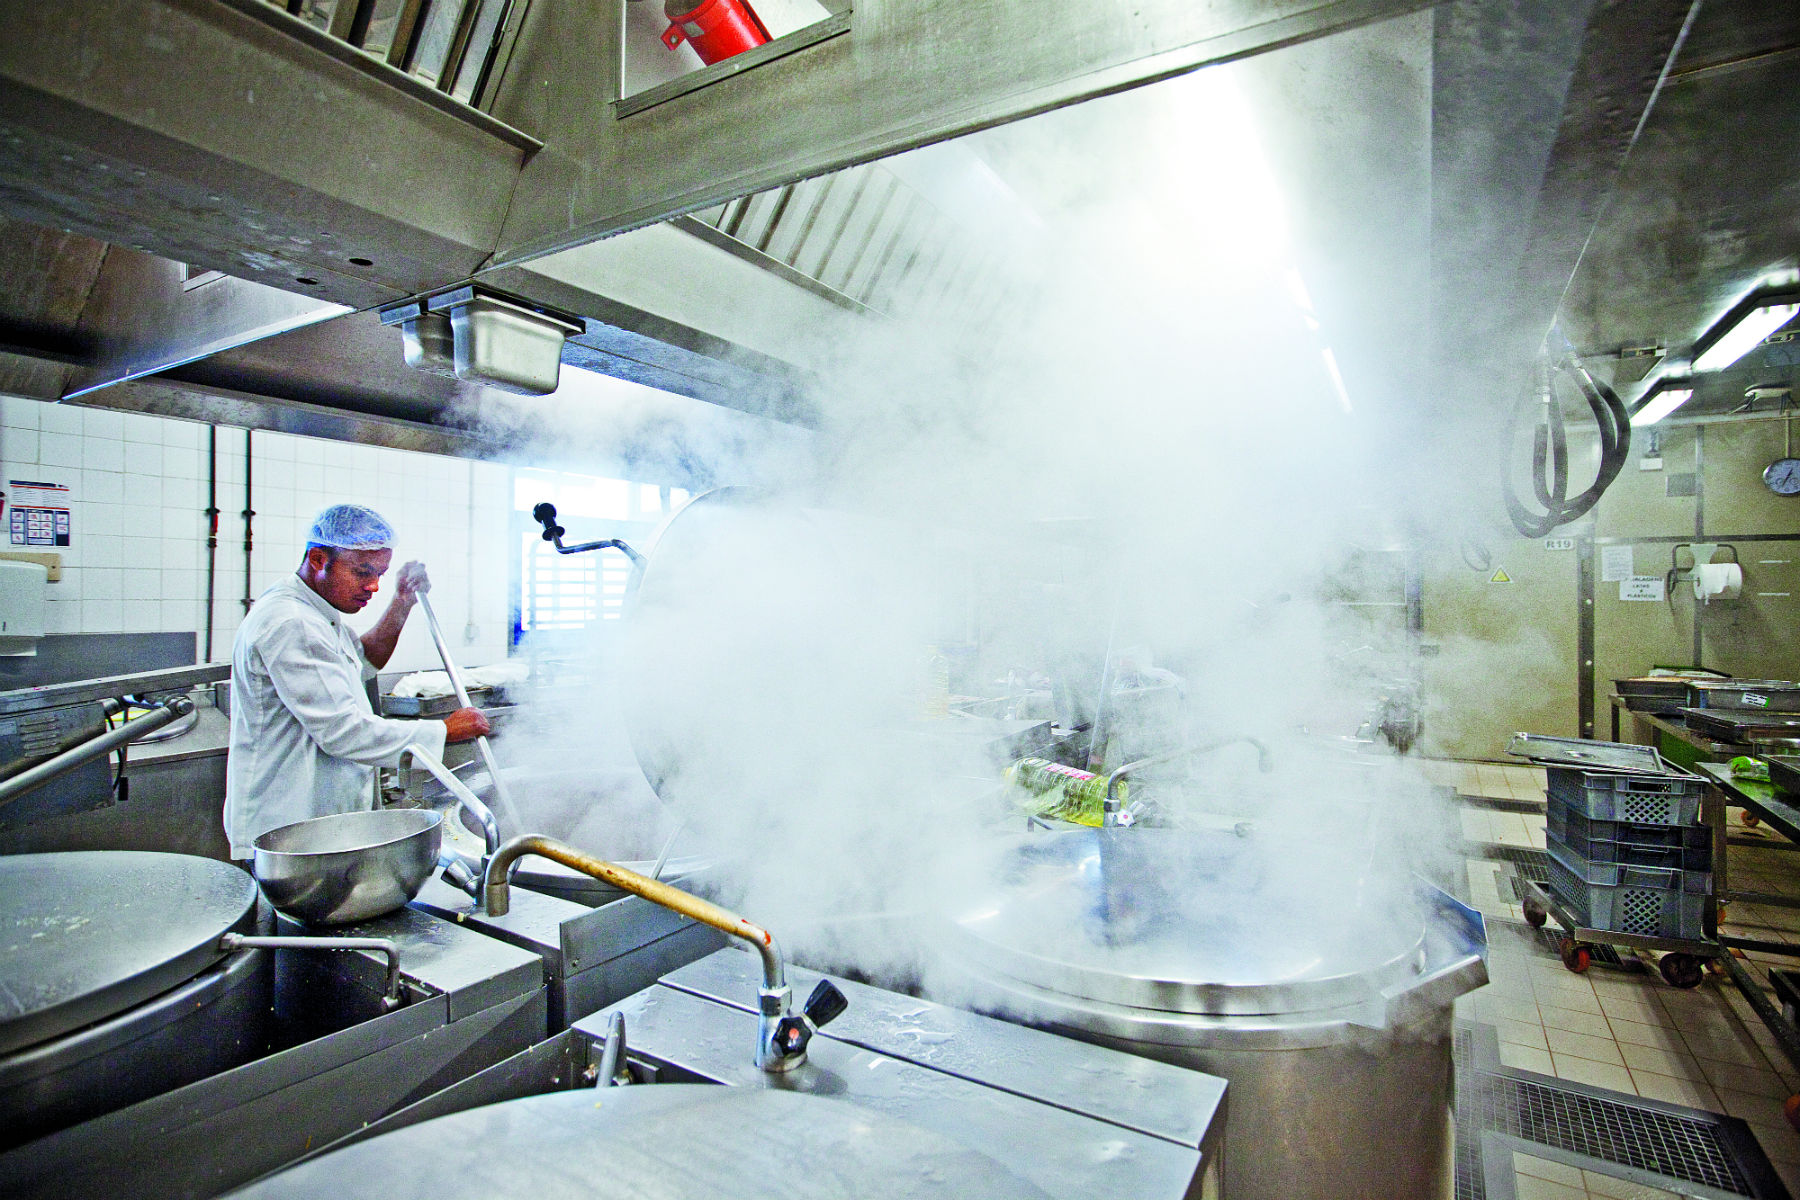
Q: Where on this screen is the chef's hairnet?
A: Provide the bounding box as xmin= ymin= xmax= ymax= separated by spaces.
xmin=306 ymin=504 xmax=395 ymax=551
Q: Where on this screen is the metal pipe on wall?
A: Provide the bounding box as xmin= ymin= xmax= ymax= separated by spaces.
xmin=204 ymin=425 xmax=219 ymax=659
xmin=242 ymin=429 xmax=255 ymax=613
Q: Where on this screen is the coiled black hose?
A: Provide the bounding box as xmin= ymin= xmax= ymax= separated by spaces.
xmin=1504 ymin=341 xmax=1630 ymax=538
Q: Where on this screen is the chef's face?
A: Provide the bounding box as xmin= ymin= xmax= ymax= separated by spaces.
xmin=306 ymin=547 xmax=394 ymax=613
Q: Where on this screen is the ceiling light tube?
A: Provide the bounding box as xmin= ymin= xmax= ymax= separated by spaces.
xmin=1630 ymin=378 xmax=1693 ymax=426
xmin=1690 ymin=289 xmax=1800 ymax=373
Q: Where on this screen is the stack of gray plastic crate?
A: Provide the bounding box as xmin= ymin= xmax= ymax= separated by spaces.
xmin=1543 ymin=762 xmax=1711 ymax=940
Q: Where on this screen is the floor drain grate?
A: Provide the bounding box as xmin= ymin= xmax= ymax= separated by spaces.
xmin=1455 ymin=1023 xmax=1786 ymax=1199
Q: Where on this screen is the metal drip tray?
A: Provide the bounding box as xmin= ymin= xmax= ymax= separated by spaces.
xmin=944 ymin=828 xmax=1429 ymax=1017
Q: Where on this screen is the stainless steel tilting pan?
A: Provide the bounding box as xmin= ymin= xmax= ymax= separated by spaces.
xmin=252 ymin=808 xmax=442 ymax=926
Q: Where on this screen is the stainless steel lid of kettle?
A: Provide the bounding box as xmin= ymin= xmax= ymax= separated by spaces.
xmin=0 ymin=851 xmax=256 ymax=1054
xmin=229 ymin=1084 xmax=1054 ymax=1200
xmin=943 ymin=827 xmax=1428 ymax=1017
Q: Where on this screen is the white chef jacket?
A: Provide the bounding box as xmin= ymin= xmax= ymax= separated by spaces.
xmin=224 ymin=574 xmax=447 ymax=857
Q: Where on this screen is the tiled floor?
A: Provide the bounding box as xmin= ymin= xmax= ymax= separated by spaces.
xmin=1424 ymin=757 xmax=1800 ymax=1199
xmin=1512 ymin=1151 xmax=1685 ymax=1200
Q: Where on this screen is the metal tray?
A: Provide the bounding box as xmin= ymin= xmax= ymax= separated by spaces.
xmin=380 ymin=686 xmax=497 ymax=717
xmin=1686 ymin=679 xmax=1800 ymax=712
xmin=1615 ymin=677 xmax=1694 ymax=701
xmin=1768 ymin=755 xmax=1800 ymax=799
xmin=1505 ymin=733 xmax=1670 ymax=774
xmin=1680 ymin=707 xmax=1800 ymax=742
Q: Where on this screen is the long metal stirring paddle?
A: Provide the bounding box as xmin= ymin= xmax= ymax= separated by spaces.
xmin=416 ymin=591 xmax=523 ymax=835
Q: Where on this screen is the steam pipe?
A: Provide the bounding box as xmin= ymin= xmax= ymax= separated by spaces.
xmin=482 ymin=834 xmax=803 ymax=1071
xmin=220 ymin=932 xmax=404 ymax=1009
xmin=0 ymin=696 xmax=194 ymax=808
xmin=1101 ymin=735 xmax=1275 ymax=826
xmin=415 ymin=592 xmax=522 ymax=836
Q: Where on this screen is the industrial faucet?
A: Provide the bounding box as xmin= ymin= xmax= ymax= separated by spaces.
xmin=531 ymin=502 xmax=646 ymax=567
xmin=1101 ymin=735 xmax=1275 ymax=827
xmin=482 ymin=835 xmax=846 ymax=1072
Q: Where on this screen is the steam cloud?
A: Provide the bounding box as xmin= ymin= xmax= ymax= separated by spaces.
xmin=479 ymin=17 xmax=1526 ymax=992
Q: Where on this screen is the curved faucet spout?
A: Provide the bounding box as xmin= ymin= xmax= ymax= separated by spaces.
xmin=482 ymin=835 xmax=811 ymax=1071
xmin=1101 ymin=736 xmax=1275 ymax=825
xmin=484 ymin=834 xmax=783 ymax=988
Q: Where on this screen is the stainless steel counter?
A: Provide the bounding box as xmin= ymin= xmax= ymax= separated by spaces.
xmin=411 ymin=875 xmax=726 ymax=1032
xmin=0 ymin=904 xmax=546 ymax=1200
xmin=579 ymin=947 xmax=1226 ymax=1200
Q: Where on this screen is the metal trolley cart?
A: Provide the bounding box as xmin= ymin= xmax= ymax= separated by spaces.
xmin=1518 ymin=875 xmax=1718 ymax=988
xmin=1508 ymin=734 xmax=1718 ymax=989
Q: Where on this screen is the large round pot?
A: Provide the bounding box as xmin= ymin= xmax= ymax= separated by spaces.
xmin=254 ymin=809 xmax=442 ymax=925
xmin=935 ymin=827 xmax=1487 ymax=1200
xmin=0 ymin=852 xmax=269 ymax=1147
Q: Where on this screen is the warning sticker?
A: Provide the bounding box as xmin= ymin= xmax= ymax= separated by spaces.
xmin=6 ymin=479 xmax=72 ymax=548
xmin=1490 ymin=568 xmax=1511 ymax=583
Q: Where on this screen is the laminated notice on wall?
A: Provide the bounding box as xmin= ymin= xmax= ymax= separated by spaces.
xmin=6 ymin=479 xmax=72 ymax=548
xmin=1601 ymin=544 xmax=1635 ymax=583
xmin=1620 ymin=576 xmax=1665 ymax=602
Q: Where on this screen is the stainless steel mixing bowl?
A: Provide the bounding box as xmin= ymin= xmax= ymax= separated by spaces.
xmin=252 ymin=809 xmax=442 ymax=925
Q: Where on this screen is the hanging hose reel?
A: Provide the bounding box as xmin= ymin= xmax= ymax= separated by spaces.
xmin=1503 ymin=342 xmax=1631 ymax=538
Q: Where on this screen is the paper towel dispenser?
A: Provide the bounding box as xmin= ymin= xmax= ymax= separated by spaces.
xmin=0 ymin=560 xmax=48 ymax=655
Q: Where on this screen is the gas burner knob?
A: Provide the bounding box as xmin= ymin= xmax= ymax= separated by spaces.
xmin=772 ymin=1015 xmax=810 ymax=1058
xmin=804 ymin=979 xmax=848 ymax=1029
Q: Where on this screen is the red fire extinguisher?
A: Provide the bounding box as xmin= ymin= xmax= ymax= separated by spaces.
xmin=661 ymin=0 xmax=771 ymax=65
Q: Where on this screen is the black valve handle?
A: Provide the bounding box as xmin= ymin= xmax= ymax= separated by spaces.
xmin=804 ymin=979 xmax=849 ymax=1029
xmin=532 ymin=502 xmax=564 ymax=542
xmin=772 ymin=1015 xmax=810 ymax=1059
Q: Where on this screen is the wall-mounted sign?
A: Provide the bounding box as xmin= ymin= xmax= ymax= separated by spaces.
xmin=1544 ymin=538 xmax=1575 ymax=551
xmin=6 ymin=479 xmax=71 ymax=548
xmin=1620 ymin=576 xmax=1665 ymax=602
xmin=1600 ymin=544 xmax=1635 ymax=583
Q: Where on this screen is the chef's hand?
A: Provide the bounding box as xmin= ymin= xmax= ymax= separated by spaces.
xmin=394 ymin=561 xmax=430 ymax=606
xmin=443 ymin=707 xmax=491 ymax=743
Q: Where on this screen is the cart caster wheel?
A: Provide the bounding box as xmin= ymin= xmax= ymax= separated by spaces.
xmin=1659 ymin=954 xmax=1705 ymax=989
xmin=1523 ymin=900 xmax=1548 ymax=928
xmin=1786 ymin=1094 xmax=1800 ymax=1134
xmin=1560 ymin=939 xmax=1591 ymax=974
xmin=1743 ymin=810 xmax=1760 ymax=828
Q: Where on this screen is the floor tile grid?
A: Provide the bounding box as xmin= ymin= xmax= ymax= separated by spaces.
xmin=1511 ymin=1149 xmax=1687 ymax=1200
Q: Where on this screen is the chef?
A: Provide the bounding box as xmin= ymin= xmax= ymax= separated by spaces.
xmin=224 ymin=503 xmax=490 ymax=859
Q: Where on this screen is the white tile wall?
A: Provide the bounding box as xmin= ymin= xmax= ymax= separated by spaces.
xmin=2 ymin=398 xmax=514 ymax=667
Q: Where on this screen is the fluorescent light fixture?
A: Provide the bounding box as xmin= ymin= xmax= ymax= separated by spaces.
xmin=1691 ymin=289 xmax=1800 ymax=372
xmin=1630 ymin=377 xmax=1693 ymax=426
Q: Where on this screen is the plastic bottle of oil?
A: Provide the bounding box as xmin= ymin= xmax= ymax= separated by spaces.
xmin=1005 ymin=757 xmax=1123 ymax=826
